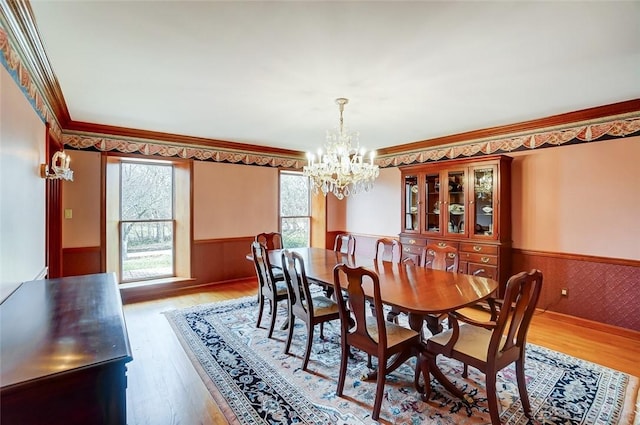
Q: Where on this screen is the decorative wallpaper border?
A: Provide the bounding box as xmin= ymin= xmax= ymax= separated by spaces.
xmin=376 ymin=116 xmax=640 ymax=167
xmin=0 ymin=25 xmax=62 ymax=141
xmin=2 ymin=23 xmax=639 ymax=170
xmin=64 ymin=133 xmax=304 ymax=168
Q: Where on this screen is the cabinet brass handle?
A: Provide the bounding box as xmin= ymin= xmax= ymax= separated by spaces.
xmin=408 ymin=239 xmax=416 ymax=244
xmin=447 ymin=253 xmax=456 ymax=259
xmin=438 ymin=242 xmax=446 ymax=247
xmin=481 ymin=257 xmax=490 ymax=263
xmin=404 ymin=248 xmax=410 ymax=252
xmin=473 ymin=245 xmax=482 ymax=252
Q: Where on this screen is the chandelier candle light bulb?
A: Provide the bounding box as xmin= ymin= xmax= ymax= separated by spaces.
xmin=303 ymin=98 xmax=379 ymax=200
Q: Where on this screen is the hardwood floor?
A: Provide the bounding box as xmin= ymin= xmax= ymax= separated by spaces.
xmin=123 ymin=279 xmax=640 ymax=425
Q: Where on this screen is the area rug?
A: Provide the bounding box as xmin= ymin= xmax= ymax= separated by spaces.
xmin=164 ymin=296 xmax=638 ymax=425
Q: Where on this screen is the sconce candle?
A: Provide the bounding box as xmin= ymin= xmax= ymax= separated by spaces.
xmin=41 ymin=150 xmax=74 ymax=181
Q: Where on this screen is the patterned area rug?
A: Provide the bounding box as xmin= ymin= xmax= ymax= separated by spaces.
xmin=164 ymin=296 xmax=638 ymax=425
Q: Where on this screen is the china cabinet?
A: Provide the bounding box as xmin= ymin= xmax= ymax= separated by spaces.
xmin=400 ymin=155 xmax=512 ymax=294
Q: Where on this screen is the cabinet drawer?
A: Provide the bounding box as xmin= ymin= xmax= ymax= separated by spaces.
xmin=427 ymin=240 xmax=459 ymax=250
xmin=402 ymin=244 xmax=423 ymax=256
xmin=400 ymin=237 xmax=426 ymax=247
xmin=468 ymin=263 xmax=498 ymax=280
xmin=463 ymin=252 xmax=498 ymax=266
xmin=460 ymin=242 xmax=498 ymax=255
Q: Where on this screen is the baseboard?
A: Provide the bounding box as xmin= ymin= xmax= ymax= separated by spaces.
xmin=537 ymin=309 xmax=640 ymax=340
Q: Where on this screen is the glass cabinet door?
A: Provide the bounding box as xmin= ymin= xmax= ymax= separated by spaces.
xmin=445 ymin=169 xmax=466 ymax=236
xmin=424 ymin=173 xmax=441 ymax=233
xmin=472 ymin=166 xmax=496 ymax=237
xmin=403 ymin=174 xmax=419 ymax=232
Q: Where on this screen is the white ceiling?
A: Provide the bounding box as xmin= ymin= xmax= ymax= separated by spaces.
xmin=29 ymin=1 xmax=640 ymax=154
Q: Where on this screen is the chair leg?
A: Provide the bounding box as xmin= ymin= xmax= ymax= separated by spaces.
xmin=319 ymin=322 xmax=325 ymax=339
xmin=515 ymin=358 xmax=532 ymax=417
xmin=256 ymin=295 xmax=265 ymax=329
xmin=485 ymin=372 xmax=501 ymax=425
xmin=284 ymin=313 xmax=295 ymax=354
xmin=302 ymin=323 xmax=314 ymax=371
xmin=372 ymin=355 xmax=386 ymax=421
xmin=417 ymin=353 xmax=432 ymax=401
xmin=336 ymin=341 xmax=349 ymax=397
xmin=367 ymin=354 xmax=373 ymax=370
xmin=462 ymin=363 xmax=468 ymax=378
xmin=267 ymin=300 xmax=277 ymax=338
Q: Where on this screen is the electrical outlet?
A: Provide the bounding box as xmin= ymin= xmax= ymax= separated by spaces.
xmin=561 ymin=288 xmax=568 ymax=297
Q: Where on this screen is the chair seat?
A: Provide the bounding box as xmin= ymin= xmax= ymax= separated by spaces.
xmin=272 ymin=269 xmax=285 ymax=281
xmin=311 ymin=295 xmax=339 ymax=317
xmin=366 ymin=316 xmax=420 ymax=348
xmin=274 ymin=281 xmax=288 ymax=296
xmin=427 ymin=323 xmax=493 ymax=362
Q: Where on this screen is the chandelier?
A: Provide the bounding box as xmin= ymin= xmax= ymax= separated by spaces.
xmin=303 ymin=98 xmax=379 ymax=200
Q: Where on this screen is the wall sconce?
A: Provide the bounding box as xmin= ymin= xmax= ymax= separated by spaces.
xmin=40 ymin=150 xmax=74 ymax=181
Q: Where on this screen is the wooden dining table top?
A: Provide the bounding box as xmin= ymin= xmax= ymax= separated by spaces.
xmin=267 ymin=247 xmax=498 ymax=316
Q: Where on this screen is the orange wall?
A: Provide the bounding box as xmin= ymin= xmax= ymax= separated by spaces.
xmin=62 ymin=150 xmax=101 ymax=247
xmin=510 ymin=136 xmax=639 ymax=260
xmin=193 ymin=161 xmax=278 ymax=239
xmin=0 ymin=66 xmax=47 ymax=301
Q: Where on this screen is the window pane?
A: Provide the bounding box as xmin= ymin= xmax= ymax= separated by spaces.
xmin=281 ymin=217 xmax=309 ymax=248
xmin=121 ymin=221 xmax=173 ymax=281
xmin=121 ymin=163 xmax=173 ymax=220
xmin=280 ymin=173 xmax=309 ymax=216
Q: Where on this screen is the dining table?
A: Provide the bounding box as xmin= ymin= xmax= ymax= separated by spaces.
xmin=265 ymin=247 xmax=498 ymax=336
xmin=254 ymin=246 xmax=499 ymax=397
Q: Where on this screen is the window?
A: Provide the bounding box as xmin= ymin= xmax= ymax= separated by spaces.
xmin=120 ymin=161 xmax=174 ymax=282
xmin=280 ymin=171 xmax=310 ymax=248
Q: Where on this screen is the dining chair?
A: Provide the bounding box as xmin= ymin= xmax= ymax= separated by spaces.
xmin=373 ymin=238 xmax=402 ymax=263
xmin=418 ymin=243 xmax=461 ymax=334
xmin=420 ymin=243 xmax=459 ymax=271
xmin=255 ymin=232 xmax=283 ymax=250
xmin=333 ymin=233 xmax=356 ymax=256
xmin=251 ymin=241 xmax=288 ymax=338
xmin=281 ymin=250 xmax=340 ymax=371
xmin=332 ymin=263 xmax=425 ymax=421
xmin=420 ymin=269 xmax=543 ymax=425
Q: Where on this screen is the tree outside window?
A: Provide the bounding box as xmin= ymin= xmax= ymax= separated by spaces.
xmin=120 ymin=161 xmax=174 ymax=281
xmin=280 ymin=171 xmax=310 ymax=248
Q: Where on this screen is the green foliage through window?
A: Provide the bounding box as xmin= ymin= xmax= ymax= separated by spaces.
xmin=280 ymin=172 xmax=310 ymax=248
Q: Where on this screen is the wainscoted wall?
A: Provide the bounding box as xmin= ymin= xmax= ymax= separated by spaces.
xmin=62 ymin=246 xmax=101 ymax=277
xmin=326 ymin=232 xmax=639 ymax=332
xmin=512 ymin=249 xmax=640 ymax=332
xmin=192 ymin=237 xmax=256 ymax=286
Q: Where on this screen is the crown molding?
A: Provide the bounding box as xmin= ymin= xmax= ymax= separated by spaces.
xmin=0 ymin=0 xmax=69 ymax=127
xmin=65 ymin=121 xmax=304 ymax=158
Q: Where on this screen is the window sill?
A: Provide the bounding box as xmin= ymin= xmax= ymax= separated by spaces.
xmin=119 ymin=277 xmax=197 ymax=304
xmin=119 ymin=277 xmax=194 ymax=289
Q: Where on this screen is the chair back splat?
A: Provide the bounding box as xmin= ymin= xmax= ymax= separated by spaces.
xmin=334 ymin=234 xmax=356 ymax=256
xmin=374 ymin=238 xmax=402 ymax=263
xmin=421 ymin=243 xmax=459 ymax=271
xmin=255 ymin=232 xmax=283 ymax=250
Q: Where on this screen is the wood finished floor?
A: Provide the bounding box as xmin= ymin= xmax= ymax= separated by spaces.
xmin=123 ymin=279 xmax=640 ymax=425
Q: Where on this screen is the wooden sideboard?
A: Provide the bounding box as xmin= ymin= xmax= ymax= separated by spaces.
xmin=0 ymin=273 xmax=133 ymax=425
